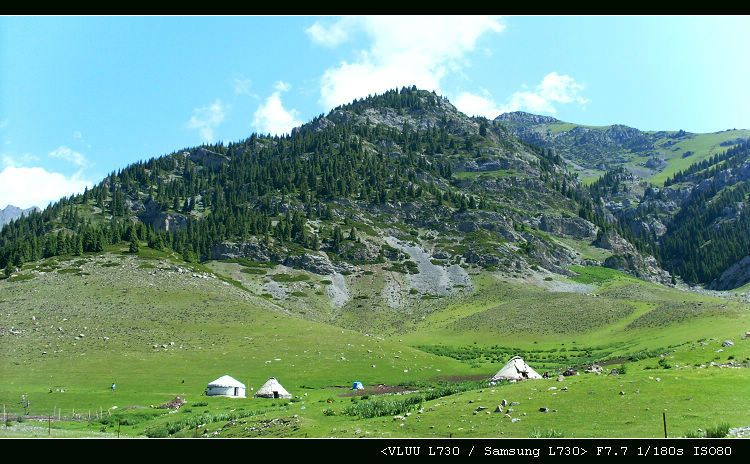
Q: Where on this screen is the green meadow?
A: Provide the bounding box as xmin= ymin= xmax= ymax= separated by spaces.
xmin=649 ymin=129 xmax=750 ymax=186
xmin=1 ymin=251 xmax=748 ymax=438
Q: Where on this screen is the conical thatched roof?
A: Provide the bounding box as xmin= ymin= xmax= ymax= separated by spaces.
xmin=254 ymin=377 xmax=292 ymax=398
xmin=491 ymin=356 xmax=542 ymax=381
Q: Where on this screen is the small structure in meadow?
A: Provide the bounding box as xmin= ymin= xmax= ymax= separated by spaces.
xmin=351 ymin=381 xmax=364 ymax=390
xmin=490 ymin=356 xmax=542 ymax=383
xmin=255 ymin=377 xmax=292 ymax=399
xmin=206 ymin=375 xmax=246 ymax=398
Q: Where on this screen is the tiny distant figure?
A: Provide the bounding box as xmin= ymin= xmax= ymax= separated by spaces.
xmin=25 ymin=400 xmax=30 ymax=416
xmin=542 ymin=372 xmax=549 ymax=379
xmin=181 ymin=379 xmax=185 ymax=384
xmin=111 ymin=382 xmax=116 ymax=393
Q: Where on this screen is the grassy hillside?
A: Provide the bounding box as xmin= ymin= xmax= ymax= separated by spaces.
xmin=649 ymin=129 xmax=750 ymax=185
xmin=1 ymin=250 xmax=748 ymax=438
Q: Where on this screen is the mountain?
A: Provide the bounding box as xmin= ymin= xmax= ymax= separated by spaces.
xmin=1 ymin=88 xmax=653 ymax=290
xmin=1 ymin=86 xmax=748 ymax=290
xmin=495 ymin=112 xmax=750 ymax=289
xmin=0 ymin=205 xmax=40 ymax=227
xmin=2 ymin=88 xmax=750 ymax=439
xmin=495 ymin=112 xmax=750 ymax=185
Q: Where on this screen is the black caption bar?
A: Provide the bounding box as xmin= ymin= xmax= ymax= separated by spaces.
xmin=369 ymin=438 xmax=745 ymax=459
xmin=10 ymin=437 xmax=749 ymax=460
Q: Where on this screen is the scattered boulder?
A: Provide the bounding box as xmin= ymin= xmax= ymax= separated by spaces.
xmin=722 ymin=340 xmax=734 ymax=347
xmin=557 ymin=375 xmax=565 ymax=382
xmin=586 ymin=364 xmax=602 ymax=374
xmin=608 ymin=368 xmax=620 ymax=376
xmin=159 ymin=396 xmax=187 ymax=409
xmin=539 ymin=407 xmax=549 ymax=413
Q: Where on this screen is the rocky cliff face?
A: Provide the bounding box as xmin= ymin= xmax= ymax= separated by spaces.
xmin=709 ymin=256 xmax=750 ymax=290
xmin=495 ymin=111 xmax=559 ymax=125
xmin=137 ymin=198 xmax=189 ymax=232
xmin=593 ymin=229 xmax=672 ymax=285
xmin=210 ymin=239 xmax=346 ymax=275
xmin=533 ymin=214 xmax=599 ymax=240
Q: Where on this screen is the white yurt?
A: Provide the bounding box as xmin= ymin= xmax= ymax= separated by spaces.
xmin=206 ymin=375 xmax=246 ymax=398
xmin=254 ymin=377 xmax=292 ymax=399
xmin=490 ymin=356 xmax=542 ymax=383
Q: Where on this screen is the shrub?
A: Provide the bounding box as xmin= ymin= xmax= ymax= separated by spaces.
xmin=146 ymin=426 xmax=169 ymax=438
xmin=323 ymin=408 xmax=336 ymax=416
xmin=530 ymin=428 xmax=564 ymax=438
xmin=658 ymin=358 xmax=672 ymax=369
xmin=706 ymin=423 xmax=730 ymax=438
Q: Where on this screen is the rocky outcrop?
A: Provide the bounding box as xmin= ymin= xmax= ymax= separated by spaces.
xmin=495 ymin=111 xmax=559 ymax=125
xmin=211 ymin=239 xmax=342 ymax=275
xmin=533 ymin=214 xmax=598 ymax=240
xmin=709 ymin=255 xmax=750 ymax=290
xmin=594 ymin=229 xmax=671 ymax=284
xmin=592 ymin=229 xmax=637 ymax=256
xmin=138 ymin=198 xmax=189 ymax=232
xmin=187 ymin=148 xmax=230 ymax=168
xmin=210 ymin=239 xmax=274 ymax=263
xmin=283 ymin=253 xmax=336 ymax=275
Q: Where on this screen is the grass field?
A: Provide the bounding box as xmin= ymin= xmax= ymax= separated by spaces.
xmin=1 ymin=251 xmax=748 ymax=438
xmin=648 ymin=130 xmax=750 ymax=186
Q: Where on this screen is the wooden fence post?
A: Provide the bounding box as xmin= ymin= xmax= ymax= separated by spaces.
xmin=663 ymin=411 xmax=667 ymax=438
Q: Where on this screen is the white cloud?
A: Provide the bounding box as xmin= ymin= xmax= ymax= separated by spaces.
xmin=186 ymin=99 xmax=227 ymax=142
xmin=73 ymin=130 xmax=82 ymax=139
xmin=454 ymin=90 xmax=502 ymax=119
xmin=312 ymin=16 xmax=504 ymax=110
xmin=49 ymin=146 xmax=89 ymax=168
xmin=306 ymin=18 xmax=352 ymax=47
xmin=232 ymin=76 xmax=256 ymax=97
xmin=0 ymin=166 xmax=93 ymax=209
xmin=500 ymin=72 xmax=589 ymax=115
xmin=252 ymin=83 xmax=302 ymax=136
xmin=274 ymin=81 xmax=291 ymax=92
xmin=2 ymin=153 xmax=39 ymax=168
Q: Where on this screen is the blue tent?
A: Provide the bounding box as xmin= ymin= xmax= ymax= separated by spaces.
xmin=351 ymin=382 xmax=364 ymax=390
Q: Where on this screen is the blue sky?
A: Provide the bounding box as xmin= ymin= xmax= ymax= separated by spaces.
xmin=1 ymin=15 xmax=749 ymax=209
